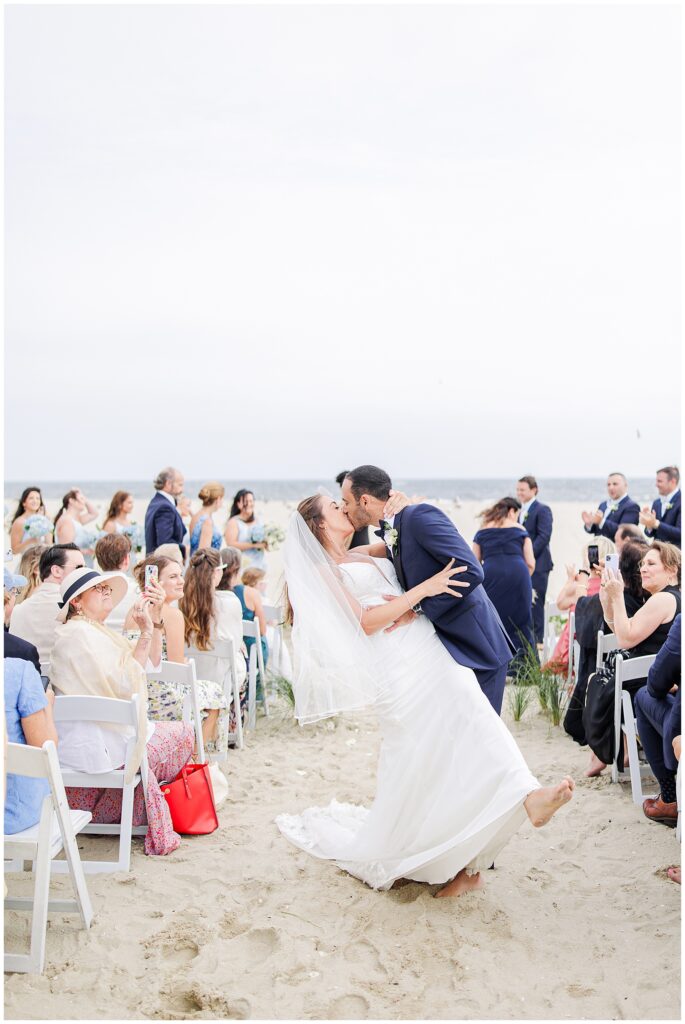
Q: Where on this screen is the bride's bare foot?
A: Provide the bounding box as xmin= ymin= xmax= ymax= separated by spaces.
xmin=524 ymin=777 xmax=575 ymax=827
xmin=435 ymin=869 xmax=484 ymax=898
xmin=585 ymin=752 xmax=606 ymax=778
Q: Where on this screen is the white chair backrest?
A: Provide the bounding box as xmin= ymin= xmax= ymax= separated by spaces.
xmin=185 ymin=639 xmax=235 ymax=662
xmin=52 ymin=693 xmax=140 ymax=729
xmin=596 ymin=630 xmax=618 ymax=669
xmin=5 ymin=740 xmax=70 ymax=820
xmin=615 ymin=653 xmax=657 ymax=683
xmin=146 ymin=658 xmax=197 ymax=687
xmin=263 ymin=604 xmax=284 ymax=623
xmin=242 ymin=619 xmax=261 ymax=640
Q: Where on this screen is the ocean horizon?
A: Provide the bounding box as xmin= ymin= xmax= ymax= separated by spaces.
xmin=4 ymin=477 xmax=658 ymax=504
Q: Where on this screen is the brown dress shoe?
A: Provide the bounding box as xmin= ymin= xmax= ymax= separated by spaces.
xmin=642 ymin=796 xmax=678 ymax=825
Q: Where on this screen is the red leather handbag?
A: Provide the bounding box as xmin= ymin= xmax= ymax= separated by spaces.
xmin=161 ymin=762 xmax=219 ymax=835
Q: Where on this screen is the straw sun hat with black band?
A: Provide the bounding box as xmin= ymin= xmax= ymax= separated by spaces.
xmin=56 ymin=568 xmax=129 ymax=623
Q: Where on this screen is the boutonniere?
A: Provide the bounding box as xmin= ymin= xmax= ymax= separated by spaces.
xmin=521 ymin=511 xmax=529 ymax=524
xmin=664 ymin=502 xmax=673 ymax=512
xmin=383 ymin=526 xmax=399 ymax=551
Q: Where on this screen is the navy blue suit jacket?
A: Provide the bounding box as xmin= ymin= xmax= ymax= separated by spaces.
xmin=382 ymin=504 xmax=514 ymax=674
xmin=3 ymin=628 xmax=41 ymax=675
xmin=646 ymin=614 xmax=681 ymax=769
xmin=586 ymin=496 xmax=640 ymax=541
xmin=646 ymin=491 xmax=681 ymax=547
xmin=522 ymin=499 xmax=553 ymax=573
xmin=144 ymin=493 xmax=186 ymax=555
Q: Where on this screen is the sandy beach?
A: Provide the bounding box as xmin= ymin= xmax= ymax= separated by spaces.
xmin=4 ymin=493 xmax=681 ymax=1019
xmin=4 ymin=693 xmax=681 ymax=1020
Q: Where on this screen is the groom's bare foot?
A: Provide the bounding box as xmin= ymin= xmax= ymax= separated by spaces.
xmin=584 ymin=752 xmax=606 ymax=777
xmin=524 ymin=777 xmax=575 ymax=827
xmin=435 ymin=869 xmax=483 ymax=898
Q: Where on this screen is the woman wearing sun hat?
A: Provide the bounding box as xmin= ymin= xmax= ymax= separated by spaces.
xmin=50 ymin=567 xmax=195 ymax=856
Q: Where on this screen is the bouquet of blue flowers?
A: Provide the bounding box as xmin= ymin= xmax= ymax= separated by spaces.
xmin=121 ymin=522 xmax=143 ymax=553
xmin=251 ymin=524 xmax=266 ymax=544
xmin=22 ymin=514 xmax=53 ymax=541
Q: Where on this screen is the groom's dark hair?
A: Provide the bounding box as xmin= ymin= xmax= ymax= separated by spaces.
xmin=346 ymin=465 xmax=392 ymax=501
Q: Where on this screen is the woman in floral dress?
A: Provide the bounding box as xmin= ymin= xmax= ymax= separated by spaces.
xmin=124 ymin=555 xmax=231 ymax=755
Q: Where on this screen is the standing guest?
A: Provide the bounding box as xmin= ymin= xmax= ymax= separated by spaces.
xmin=4 ymin=569 xmax=41 ymax=674
xmin=144 ymin=467 xmax=186 ymax=557
xmin=50 ymin=567 xmax=194 ymax=857
xmin=4 ymin=658 xmax=58 ymax=834
xmin=336 ymin=471 xmax=369 ymax=548
xmin=224 ymin=489 xmax=267 ymax=570
xmin=54 ymin=489 xmax=99 ymax=566
xmin=16 ymin=544 xmax=49 ymax=604
xmin=615 ymin=523 xmax=644 ymax=552
xmin=95 ymin=534 xmax=138 ymax=632
xmin=9 ymin=487 xmax=53 ymax=554
xmin=515 ymin=475 xmax=553 ymax=645
xmin=634 ymin=614 xmax=681 ymax=826
xmin=154 ymin=543 xmax=184 ymax=566
xmin=189 ymin=482 xmax=225 ymax=554
xmin=472 ymin=497 xmax=535 ymax=678
xmin=101 ymin=490 xmax=143 ymax=565
xmin=582 ymin=473 xmax=640 ymax=541
xmin=8 ymin=544 xmax=85 ymax=668
xmin=640 ymin=466 xmax=681 ymax=548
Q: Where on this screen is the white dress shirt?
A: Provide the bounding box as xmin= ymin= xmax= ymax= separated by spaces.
xmin=519 ymin=499 xmax=535 ymax=524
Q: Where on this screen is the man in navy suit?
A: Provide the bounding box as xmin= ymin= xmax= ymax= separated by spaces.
xmin=640 ymin=465 xmax=681 ymax=548
xmin=634 ymin=614 xmax=681 ymax=825
xmin=144 ymin=466 xmax=186 ymax=556
xmin=341 ymin=465 xmax=515 ymax=715
xmin=581 ymin=472 xmax=640 ymax=541
xmin=515 ymin=475 xmax=553 ymax=645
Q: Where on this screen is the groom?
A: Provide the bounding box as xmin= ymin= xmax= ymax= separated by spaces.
xmin=341 ymin=465 xmax=515 ymax=715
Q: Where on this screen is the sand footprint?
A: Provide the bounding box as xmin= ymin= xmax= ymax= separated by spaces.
xmin=343 ymin=939 xmax=387 ymax=975
xmin=328 ymin=994 xmax=370 ymax=1019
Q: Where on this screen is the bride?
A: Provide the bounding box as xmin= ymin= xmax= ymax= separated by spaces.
xmin=276 ymin=494 xmax=574 ymax=897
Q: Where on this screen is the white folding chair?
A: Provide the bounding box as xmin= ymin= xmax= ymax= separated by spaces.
xmin=263 ymin=603 xmax=286 ymax=695
xmin=612 ymin=654 xmax=659 ymax=804
xmin=542 ymin=602 xmax=566 ymax=663
xmin=596 ymin=630 xmax=618 ymax=671
xmin=185 ymin=639 xmax=244 ymax=752
xmin=147 ymin=658 xmax=205 ymax=763
xmin=4 ymin=740 xmax=93 ymax=974
xmin=52 ymin=694 xmax=149 ymax=873
xmin=242 ymin=619 xmax=268 ymax=729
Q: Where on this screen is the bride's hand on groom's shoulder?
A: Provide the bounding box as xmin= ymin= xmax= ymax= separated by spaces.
xmin=383 ymin=490 xmax=411 ymax=518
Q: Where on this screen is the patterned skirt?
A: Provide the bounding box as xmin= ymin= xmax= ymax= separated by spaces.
xmin=65 ymin=721 xmax=195 ymax=856
xmin=146 ymin=676 xmax=242 ymax=755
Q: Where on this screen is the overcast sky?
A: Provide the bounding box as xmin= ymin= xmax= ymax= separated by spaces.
xmin=4 ymin=3 xmax=681 ymax=481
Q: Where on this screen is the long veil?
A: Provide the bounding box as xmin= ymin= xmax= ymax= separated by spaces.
xmin=283 ymin=511 xmax=390 ymax=724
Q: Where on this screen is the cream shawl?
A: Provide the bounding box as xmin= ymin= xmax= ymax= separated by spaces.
xmin=50 ymin=618 xmax=148 ymax=783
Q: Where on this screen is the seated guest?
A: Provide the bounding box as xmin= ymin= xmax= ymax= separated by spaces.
xmin=9 ymin=487 xmax=52 ymax=554
xmin=222 ymin=550 xmax=269 ymax=671
xmin=587 ymin=541 xmax=681 ymax=776
xmin=515 ymin=475 xmax=553 ymax=645
xmin=95 ymin=534 xmax=138 ymax=632
xmin=615 ymin=523 xmax=644 ymax=552
xmin=4 ymin=658 xmax=58 ymax=834
xmin=50 ymin=567 xmax=194 ymax=856
xmin=473 ymin=497 xmax=534 ymax=678
xmin=634 ymin=614 xmax=681 ymax=826
xmin=8 ymin=543 xmax=85 ymax=668
xmin=189 ymin=482 xmax=225 ymax=554
xmin=4 ymin=569 xmax=41 ymax=674
xmin=582 ymin=473 xmax=640 ymax=541
xmin=640 ymin=465 xmax=681 ymax=548
xmin=53 ymin=489 xmax=99 ymax=566
xmin=183 ymin=548 xmax=247 ymax=730
xmin=125 ymin=556 xmax=231 ymax=754
xmin=144 ymin=467 xmax=186 ymax=557
xmin=16 ymin=544 xmax=49 ymax=604
xmin=544 ymin=538 xmax=614 ymax=671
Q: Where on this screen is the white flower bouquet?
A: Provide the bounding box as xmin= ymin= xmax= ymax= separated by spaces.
xmin=23 ymin=514 xmax=53 ymax=541
xmin=264 ymin=524 xmax=285 ymax=550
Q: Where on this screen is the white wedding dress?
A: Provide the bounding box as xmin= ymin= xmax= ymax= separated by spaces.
xmin=276 ymin=557 xmax=540 ymax=891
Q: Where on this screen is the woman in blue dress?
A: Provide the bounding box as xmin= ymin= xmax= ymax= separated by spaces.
xmin=473 ymin=497 xmax=536 ymax=678
xmin=188 ymin=482 xmax=225 ymax=555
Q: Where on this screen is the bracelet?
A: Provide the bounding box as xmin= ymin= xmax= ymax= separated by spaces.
xmin=578 ymin=569 xmax=590 ymax=577
xmin=152 ymin=621 xmax=164 ymax=631
xmin=138 ymin=632 xmax=152 ymax=641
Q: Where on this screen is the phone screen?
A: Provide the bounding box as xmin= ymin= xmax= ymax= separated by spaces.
xmin=587 ymin=544 xmax=599 ymax=567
